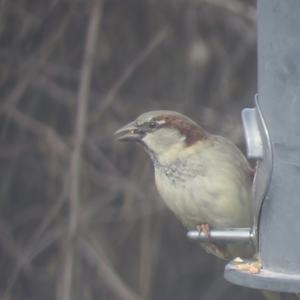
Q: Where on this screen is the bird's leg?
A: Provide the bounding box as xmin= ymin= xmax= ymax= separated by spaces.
xmin=196 ymin=224 xmax=231 ymax=259
xmin=196 ymin=223 xmax=211 ymax=240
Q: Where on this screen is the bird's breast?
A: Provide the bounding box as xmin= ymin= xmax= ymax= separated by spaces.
xmin=154 ymin=162 xmax=211 ymax=229
xmin=154 ymin=154 xmax=252 ymax=230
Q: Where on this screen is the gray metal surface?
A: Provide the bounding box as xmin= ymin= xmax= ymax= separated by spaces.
xmin=225 ymin=261 xmax=300 ymax=293
xmin=225 ymin=0 xmax=300 ymax=292
xmin=242 ymin=106 xmax=264 ymax=160
xmin=242 ymin=96 xmax=273 ymax=246
xmin=187 ymin=228 xmax=253 ymax=243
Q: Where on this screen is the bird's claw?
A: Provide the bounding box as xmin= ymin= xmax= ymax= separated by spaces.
xmin=196 ymin=223 xmax=211 ymax=240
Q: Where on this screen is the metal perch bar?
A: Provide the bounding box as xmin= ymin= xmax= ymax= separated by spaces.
xmin=187 ymin=228 xmax=254 ymax=243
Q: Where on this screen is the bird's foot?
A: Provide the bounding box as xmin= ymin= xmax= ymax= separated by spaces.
xmin=196 ymin=223 xmax=211 ymax=240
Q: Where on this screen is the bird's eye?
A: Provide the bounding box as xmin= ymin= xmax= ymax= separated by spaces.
xmin=148 ymin=121 xmax=157 ymax=129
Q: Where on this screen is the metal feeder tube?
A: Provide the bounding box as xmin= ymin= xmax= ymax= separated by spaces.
xmin=225 ymin=0 xmax=300 ymax=293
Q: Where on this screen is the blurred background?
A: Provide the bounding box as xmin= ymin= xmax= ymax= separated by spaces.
xmin=0 ymin=0 xmax=262 ymax=299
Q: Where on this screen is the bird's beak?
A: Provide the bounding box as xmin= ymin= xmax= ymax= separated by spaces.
xmin=114 ymin=121 xmax=141 ymax=142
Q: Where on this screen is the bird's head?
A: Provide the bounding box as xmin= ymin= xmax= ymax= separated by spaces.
xmin=114 ymin=111 xmax=208 ymax=163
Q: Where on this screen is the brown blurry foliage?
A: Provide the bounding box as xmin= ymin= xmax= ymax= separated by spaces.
xmin=0 ymin=0 xmax=263 ymax=299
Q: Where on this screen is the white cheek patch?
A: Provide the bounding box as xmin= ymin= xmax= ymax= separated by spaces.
xmin=143 ymin=133 xmax=161 ymax=152
xmin=142 ymin=128 xmax=185 ymax=159
xmin=156 ymin=119 xmax=166 ymax=126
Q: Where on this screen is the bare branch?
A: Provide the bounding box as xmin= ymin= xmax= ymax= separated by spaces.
xmin=79 ymin=236 xmax=142 ymax=300
xmin=59 ymin=1 xmax=102 ymax=300
xmin=89 ymin=27 xmax=170 ymax=124
xmin=0 ymin=104 xmax=68 ymax=155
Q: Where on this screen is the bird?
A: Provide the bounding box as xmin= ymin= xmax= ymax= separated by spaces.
xmin=114 ymin=110 xmax=300 ymax=300
xmin=114 ymin=110 xmax=254 ymax=260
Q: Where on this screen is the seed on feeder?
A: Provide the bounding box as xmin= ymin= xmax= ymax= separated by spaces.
xmin=232 ymin=259 xmax=262 ymax=274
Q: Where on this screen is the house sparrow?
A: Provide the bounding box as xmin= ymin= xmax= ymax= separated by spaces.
xmin=114 ymin=110 xmax=254 ymax=259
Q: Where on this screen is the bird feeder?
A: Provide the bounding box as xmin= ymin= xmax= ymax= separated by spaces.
xmin=188 ymin=0 xmax=300 ymax=293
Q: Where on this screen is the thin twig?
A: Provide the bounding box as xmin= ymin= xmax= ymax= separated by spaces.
xmin=59 ymin=1 xmax=102 ymax=300
xmin=89 ymin=27 xmax=170 ymax=124
xmin=79 ymin=236 xmax=142 ymax=300
xmin=0 ymin=104 xmax=67 ymax=155
xmin=4 ymin=225 xmax=65 ymax=297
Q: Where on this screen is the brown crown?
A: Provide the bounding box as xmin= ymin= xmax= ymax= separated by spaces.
xmin=154 ymin=114 xmax=208 ymax=146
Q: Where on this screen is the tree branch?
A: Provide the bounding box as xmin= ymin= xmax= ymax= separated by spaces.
xmin=59 ymin=1 xmax=102 ymax=300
